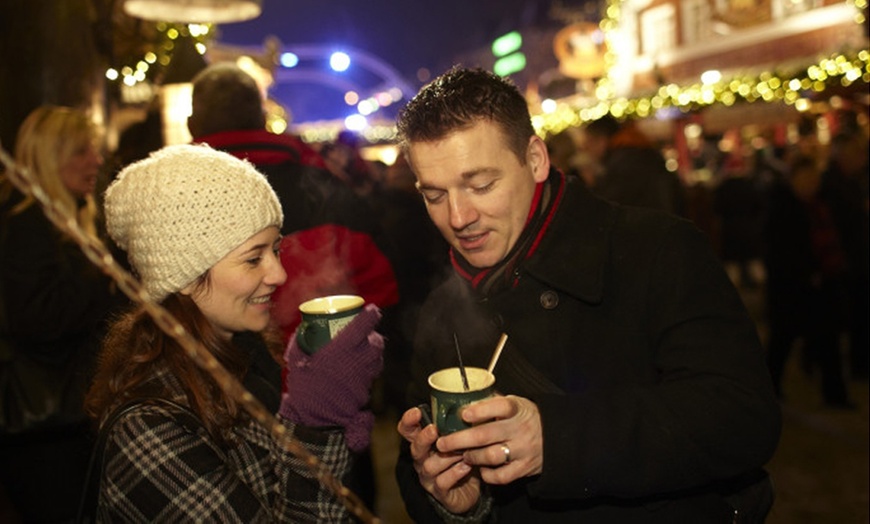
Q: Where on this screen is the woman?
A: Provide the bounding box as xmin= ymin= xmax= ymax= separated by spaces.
xmin=84 ymin=144 xmax=383 ymax=522
xmin=1 ymin=106 xmax=124 ymax=522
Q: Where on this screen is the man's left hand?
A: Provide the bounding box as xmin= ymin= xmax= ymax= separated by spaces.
xmin=435 ymin=394 xmax=543 ymax=485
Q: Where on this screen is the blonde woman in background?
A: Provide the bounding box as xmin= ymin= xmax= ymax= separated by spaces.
xmin=1 ymin=106 xmax=126 ymax=523
xmin=3 ymin=105 xmax=102 ymax=237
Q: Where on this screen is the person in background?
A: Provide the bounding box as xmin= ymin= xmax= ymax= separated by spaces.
xmin=187 ymin=62 xmax=399 ymax=344
xmin=0 ymin=105 xmax=126 ymax=522
xmin=764 ymin=153 xmax=854 ymax=408
xmin=85 ymin=143 xmax=384 ymax=521
xmin=821 ymin=115 xmax=869 ymax=382
xmin=582 ymin=114 xmax=686 ymax=217
xmin=110 ymin=108 xmax=164 ymax=172
xmin=187 ymin=62 xmax=400 ymax=508
xmin=713 ymin=152 xmax=767 ymax=289
xmin=320 ymin=130 xmax=381 ymax=197
xmin=368 ymin=154 xmax=451 ymax=414
xmin=394 ymin=67 xmax=781 ymax=523
xmin=544 ymin=128 xmax=596 ymax=188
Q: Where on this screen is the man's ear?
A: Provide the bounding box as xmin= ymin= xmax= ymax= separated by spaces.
xmin=527 ymin=135 xmax=551 ymax=182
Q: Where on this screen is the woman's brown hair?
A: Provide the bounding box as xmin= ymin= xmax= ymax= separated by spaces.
xmin=84 ymin=272 xmax=270 ymax=441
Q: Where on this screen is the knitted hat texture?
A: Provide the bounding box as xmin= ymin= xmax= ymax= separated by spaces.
xmin=105 ymin=144 xmax=283 ymax=302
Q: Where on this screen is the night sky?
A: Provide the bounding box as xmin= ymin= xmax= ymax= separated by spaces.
xmin=215 ymin=0 xmax=567 ymax=124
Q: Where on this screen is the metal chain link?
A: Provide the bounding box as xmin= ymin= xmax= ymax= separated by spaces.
xmin=0 ymin=145 xmax=379 ymax=523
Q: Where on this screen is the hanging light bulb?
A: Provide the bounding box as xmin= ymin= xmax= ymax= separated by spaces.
xmin=123 ymin=0 xmax=262 ymax=23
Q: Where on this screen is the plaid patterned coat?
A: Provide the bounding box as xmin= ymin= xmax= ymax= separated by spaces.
xmin=96 ymin=372 xmax=352 ymax=523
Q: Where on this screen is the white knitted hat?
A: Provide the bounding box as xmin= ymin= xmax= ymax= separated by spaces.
xmin=105 ymin=143 xmax=283 ymax=302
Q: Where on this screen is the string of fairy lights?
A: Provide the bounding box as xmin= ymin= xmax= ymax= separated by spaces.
xmin=105 ymin=3 xmax=869 ymax=140
xmin=105 ymin=22 xmax=212 ymax=104
xmin=533 ymin=49 xmax=870 ymax=134
xmin=532 ymin=0 xmax=869 ymax=136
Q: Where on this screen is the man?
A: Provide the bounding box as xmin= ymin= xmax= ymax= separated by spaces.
xmin=582 ymin=114 xmax=686 ymax=216
xmin=187 ymin=63 xmax=399 ymax=343
xmin=395 ymin=67 xmax=780 ymax=522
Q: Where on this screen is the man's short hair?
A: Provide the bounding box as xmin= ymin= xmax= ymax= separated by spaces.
xmin=396 ymin=67 xmax=535 ymax=164
xmin=188 ymin=63 xmax=265 ymax=138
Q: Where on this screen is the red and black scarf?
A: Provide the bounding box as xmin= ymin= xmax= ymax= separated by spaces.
xmin=451 ymin=169 xmax=565 ymax=296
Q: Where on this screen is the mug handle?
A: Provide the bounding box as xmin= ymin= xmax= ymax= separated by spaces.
xmin=296 ymin=320 xmax=314 ymax=355
xmin=417 ymin=403 xmax=433 ymax=428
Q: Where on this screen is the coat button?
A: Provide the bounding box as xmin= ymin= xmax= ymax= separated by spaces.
xmin=540 ymin=290 xmax=559 ymax=309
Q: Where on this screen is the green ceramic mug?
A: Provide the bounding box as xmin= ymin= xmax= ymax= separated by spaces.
xmin=428 ymin=367 xmax=496 ymax=435
xmin=296 ymin=295 xmax=365 ymax=355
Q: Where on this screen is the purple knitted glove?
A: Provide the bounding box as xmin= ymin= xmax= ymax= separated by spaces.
xmin=280 ymin=303 xmax=384 ymax=452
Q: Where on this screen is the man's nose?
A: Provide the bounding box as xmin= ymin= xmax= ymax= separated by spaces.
xmin=449 ymin=191 xmax=476 ymax=230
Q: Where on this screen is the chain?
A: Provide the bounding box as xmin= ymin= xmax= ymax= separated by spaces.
xmin=0 ymin=145 xmax=380 ymax=523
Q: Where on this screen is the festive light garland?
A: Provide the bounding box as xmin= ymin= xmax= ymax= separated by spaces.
xmin=104 ymin=6 xmax=868 ymax=141
xmin=534 ymin=50 xmax=870 ymax=136
xmin=532 ymin=0 xmax=870 ymax=137
xmin=105 ymin=22 xmax=212 ymax=89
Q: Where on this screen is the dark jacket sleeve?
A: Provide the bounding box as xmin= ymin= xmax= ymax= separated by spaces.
xmin=1 ymin=204 xmax=122 ymax=362
xmin=531 ymin=219 xmax=781 ymax=499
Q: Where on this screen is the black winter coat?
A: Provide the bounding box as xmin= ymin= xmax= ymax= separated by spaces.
xmin=2 ymin=190 xmax=125 ymax=431
xmin=397 ymin=176 xmax=781 ymax=523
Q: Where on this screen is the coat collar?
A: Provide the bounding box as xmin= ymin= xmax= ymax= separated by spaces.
xmin=522 ymin=175 xmax=616 ymax=305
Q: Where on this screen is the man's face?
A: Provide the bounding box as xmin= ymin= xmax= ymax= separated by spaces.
xmin=409 ymin=120 xmax=549 ymax=269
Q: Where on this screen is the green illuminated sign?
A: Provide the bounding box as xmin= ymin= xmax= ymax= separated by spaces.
xmin=494 ymin=52 xmax=526 ymax=76
xmin=492 ymin=31 xmax=522 ymax=57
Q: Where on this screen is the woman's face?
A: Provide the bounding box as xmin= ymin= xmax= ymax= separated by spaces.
xmin=59 ymin=141 xmax=103 ymax=198
xmin=187 ymin=227 xmax=286 ymax=339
